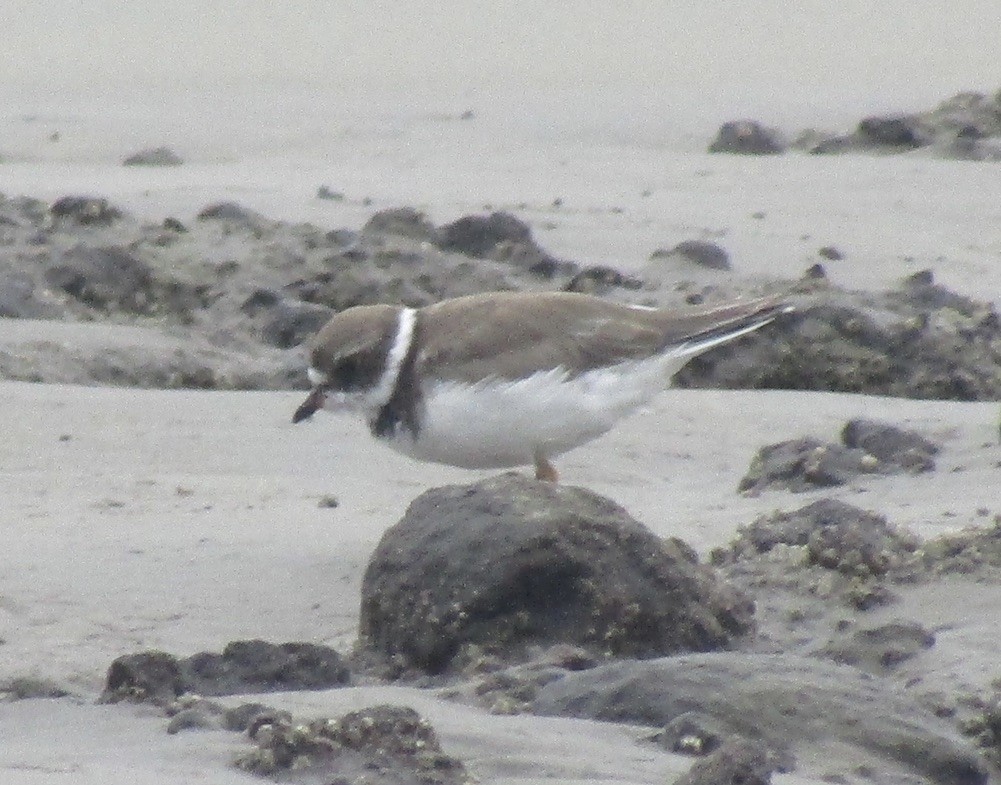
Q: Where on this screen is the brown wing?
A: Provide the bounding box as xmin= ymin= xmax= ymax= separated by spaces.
xmin=416 ymin=291 xmax=788 ymax=383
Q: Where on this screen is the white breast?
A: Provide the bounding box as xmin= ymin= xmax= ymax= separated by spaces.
xmin=382 ymin=352 xmax=687 ymax=469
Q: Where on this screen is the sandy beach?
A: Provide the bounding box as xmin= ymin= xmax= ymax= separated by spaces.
xmin=3 ymin=3 xmax=1001 ymax=784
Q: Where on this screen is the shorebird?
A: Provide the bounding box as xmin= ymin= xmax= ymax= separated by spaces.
xmin=292 ymin=290 xmax=791 ymax=481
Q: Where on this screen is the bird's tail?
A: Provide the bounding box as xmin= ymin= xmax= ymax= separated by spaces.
xmin=668 ymin=296 xmax=794 ymax=360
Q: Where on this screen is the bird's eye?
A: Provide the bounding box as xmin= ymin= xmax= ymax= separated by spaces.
xmin=335 ymin=356 xmax=360 ymax=389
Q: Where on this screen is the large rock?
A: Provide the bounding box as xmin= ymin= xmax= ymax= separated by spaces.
xmin=533 ymin=654 xmax=989 ymax=785
xmin=358 ymin=474 xmax=754 ymax=674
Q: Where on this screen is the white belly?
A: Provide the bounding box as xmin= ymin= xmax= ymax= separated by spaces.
xmin=382 ymin=354 xmax=684 ymax=469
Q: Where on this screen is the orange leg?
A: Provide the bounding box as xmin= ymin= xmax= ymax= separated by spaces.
xmin=533 ymin=450 xmax=559 ymax=483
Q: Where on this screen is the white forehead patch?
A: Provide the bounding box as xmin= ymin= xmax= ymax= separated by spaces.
xmin=307 ymin=367 xmax=328 ymax=386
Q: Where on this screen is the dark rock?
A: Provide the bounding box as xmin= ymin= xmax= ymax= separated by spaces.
xmin=325 ymin=227 xmax=360 ymax=248
xmin=674 ymin=738 xmax=779 ymax=785
xmin=563 ymin=265 xmax=641 ymax=295
xmin=236 ymin=704 xmax=469 ymax=784
xmin=857 ymin=115 xmax=927 ymax=149
xmin=359 ymin=474 xmax=754 ymax=674
xmin=724 ymin=499 xmax=918 ymax=578
xmin=50 ymin=196 xmax=122 ymax=225
xmin=223 ymin=702 xmax=279 ymax=732
xmin=817 ymin=246 xmax=843 ymax=261
xmin=807 ymin=116 xmax=929 ymax=154
xmin=101 ymin=640 xmax=349 ymax=705
xmin=183 ymin=639 xmax=350 ymax=696
xmin=44 ymin=245 xmax=154 ymax=313
xmin=431 ymin=210 xmax=568 ymax=277
xmin=101 ymin=650 xmax=186 ymax=704
xmin=363 ymin=206 xmax=439 ymax=243
xmin=905 ymin=269 xmax=936 ymax=287
xmin=316 ymin=185 xmax=344 ymax=201
xmin=260 ymin=299 xmax=333 ymax=348
xmin=196 ymin=201 xmax=273 ymax=232
xmin=533 ymin=653 xmax=989 ymax=785
xmin=738 ymin=437 xmax=884 ymax=494
xmin=655 ymin=240 xmax=732 ymax=271
xmin=819 ymin=619 xmax=936 ymax=673
xmin=491 ymin=237 xmax=569 ymax=277
xmin=708 ymin=121 xmax=785 ymax=155
xmin=162 ymin=217 xmax=186 ymax=232
xmin=122 ymin=146 xmax=183 ymax=166
xmin=528 ymin=256 xmax=562 ymax=279
xmin=437 ymin=211 xmax=532 ymax=257
xmin=677 ymin=295 xmax=1001 ymax=401
xmin=841 ymin=418 xmax=939 ymax=473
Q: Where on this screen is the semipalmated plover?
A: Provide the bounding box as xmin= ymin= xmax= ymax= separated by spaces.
xmin=293 ymin=290 xmax=791 ymax=481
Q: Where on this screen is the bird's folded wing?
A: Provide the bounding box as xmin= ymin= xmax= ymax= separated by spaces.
xmin=417 ymin=292 xmax=788 ymax=383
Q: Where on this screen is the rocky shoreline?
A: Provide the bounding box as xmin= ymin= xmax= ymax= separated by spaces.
xmin=3 ymin=192 xmax=1000 ymax=404
xmin=87 ymin=471 xmax=1001 ymax=785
